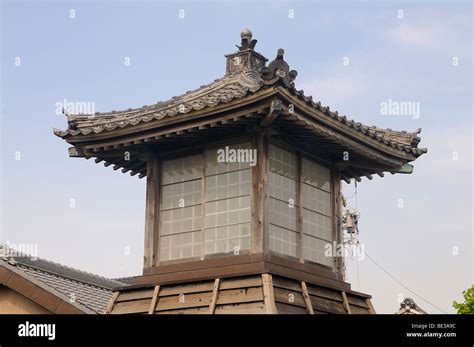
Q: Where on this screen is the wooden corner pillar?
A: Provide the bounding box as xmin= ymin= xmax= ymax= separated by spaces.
xmin=252 ymin=131 xmax=269 ymax=254
xmin=262 ymin=274 xmax=277 ymax=314
xmin=144 ymin=153 xmax=161 ymax=269
xmin=332 ymin=169 xmax=344 ymax=277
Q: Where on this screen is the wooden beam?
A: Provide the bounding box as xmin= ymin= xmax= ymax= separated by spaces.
xmin=260 ymin=99 xmax=282 ymax=127
xmin=68 ymin=146 xmax=85 ymax=158
xmin=148 ymin=285 xmax=161 ymax=314
xmin=144 ymin=154 xmax=160 ymax=268
xmin=366 ymin=298 xmax=376 ymax=314
xmin=208 ymin=278 xmax=221 ymax=314
xmin=122 ymin=160 xmax=145 ymax=174
xmin=342 ymin=291 xmax=352 ymax=314
xmin=396 ymin=163 xmax=414 ymax=174
xmin=262 ymin=274 xmax=277 ymax=314
xmin=341 ymin=174 xmax=351 ymax=184
xmin=335 ymin=160 xmax=391 ymax=171
xmin=105 ymin=291 xmax=120 ymax=314
xmin=301 ymin=281 xmax=314 ymax=314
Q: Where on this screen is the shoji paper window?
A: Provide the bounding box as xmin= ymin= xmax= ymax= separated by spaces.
xmin=204 ymin=143 xmax=252 ymax=255
xmin=159 ymin=155 xmax=203 ymax=261
xmin=268 ymin=144 xmax=298 ymax=257
xmin=301 ymin=158 xmax=332 ymax=266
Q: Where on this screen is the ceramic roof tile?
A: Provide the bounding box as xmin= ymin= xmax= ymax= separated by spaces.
xmin=1 ymin=255 xmax=129 ymax=314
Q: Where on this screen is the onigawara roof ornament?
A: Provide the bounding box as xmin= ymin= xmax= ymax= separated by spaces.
xmin=397 ymin=298 xmax=427 ymax=314
xmin=261 ymin=48 xmax=298 ymax=88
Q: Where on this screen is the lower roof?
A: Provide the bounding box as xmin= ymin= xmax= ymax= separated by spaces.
xmin=0 ymin=246 xmax=128 ymax=314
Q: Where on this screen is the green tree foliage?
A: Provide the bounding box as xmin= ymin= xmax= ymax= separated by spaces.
xmin=452 ymin=285 xmax=474 ymax=314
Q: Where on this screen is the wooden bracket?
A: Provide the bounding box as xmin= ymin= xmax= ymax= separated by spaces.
xmin=342 ymin=291 xmax=352 ymax=314
xmin=68 ymin=146 xmax=86 ymax=158
xmin=260 ymin=99 xmax=282 ymax=127
xmin=366 ymin=298 xmax=376 ymax=314
xmin=301 ymin=282 xmax=314 ymax=314
xmin=148 ymin=285 xmax=161 ymax=314
xmin=208 ymin=278 xmax=221 ymax=314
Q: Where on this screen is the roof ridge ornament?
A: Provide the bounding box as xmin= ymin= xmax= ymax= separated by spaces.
xmin=261 ymin=48 xmax=298 ymax=88
xmin=237 ymin=28 xmax=257 ymax=51
xmin=225 ymin=29 xmax=267 ymax=75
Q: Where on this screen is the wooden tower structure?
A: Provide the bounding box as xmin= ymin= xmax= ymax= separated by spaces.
xmin=54 ymin=29 xmax=426 ymax=314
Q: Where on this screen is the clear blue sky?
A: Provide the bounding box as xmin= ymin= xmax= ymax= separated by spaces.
xmin=1 ymin=0 xmax=472 ymax=313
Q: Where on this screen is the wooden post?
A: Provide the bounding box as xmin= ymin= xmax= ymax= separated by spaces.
xmin=144 ymin=153 xmax=160 ymax=269
xmin=332 ymin=169 xmax=343 ymax=275
xmin=208 ymin=278 xmax=221 ymax=314
xmin=252 ymin=133 xmax=268 ymax=254
xmin=301 ymin=281 xmax=314 ymax=314
xmin=148 ymin=285 xmax=161 ymax=314
xmin=297 ymin=153 xmax=303 ymax=263
xmin=201 ymin=150 xmax=207 ymax=260
xmin=262 ymin=274 xmax=277 ymax=314
xmin=105 ymin=291 xmax=119 ymax=314
xmin=342 ymin=291 xmax=352 ymax=314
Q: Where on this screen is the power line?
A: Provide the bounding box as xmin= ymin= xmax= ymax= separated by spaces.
xmin=363 ymin=251 xmax=448 ymax=314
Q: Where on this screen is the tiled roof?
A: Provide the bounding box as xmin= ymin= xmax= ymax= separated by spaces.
xmin=0 ymin=253 xmax=128 ymax=314
xmin=53 ymin=29 xmax=426 ymax=158
xmin=53 ymin=70 xmax=263 ymax=137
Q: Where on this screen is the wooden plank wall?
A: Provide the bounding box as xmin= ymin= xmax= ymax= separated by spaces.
xmin=109 ymin=275 xmax=265 ymax=314
xmin=271 ymin=275 xmax=369 ymax=314
xmin=346 ymin=293 xmax=372 ymax=314
xmin=0 ymin=287 xmax=51 ymax=314
xmin=108 ymin=274 xmax=373 ymax=315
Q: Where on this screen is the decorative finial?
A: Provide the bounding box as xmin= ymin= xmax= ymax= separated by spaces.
xmin=241 ymin=28 xmax=252 ymax=41
xmin=260 ymin=48 xmax=298 ymax=87
xmin=237 ymin=28 xmax=257 ymax=51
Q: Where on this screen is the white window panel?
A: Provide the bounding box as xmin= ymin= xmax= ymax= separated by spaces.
xmin=269 ymin=224 xmax=297 ymax=258
xmin=162 ymin=154 xmax=202 ymax=185
xmin=269 ymin=144 xmax=297 ymax=179
xmin=302 ymin=158 xmax=331 ymax=192
xmin=206 ymin=169 xmax=251 ymax=202
xmin=205 ymin=196 xmax=251 ymax=229
xmin=204 ymin=223 xmax=251 ymax=255
xmin=302 ymin=209 xmax=332 ymax=241
xmin=206 ymin=142 xmax=252 ymax=175
xmin=302 ymin=235 xmax=332 ymax=267
xmin=160 ymin=205 xmax=202 ymax=236
xmin=161 ymin=179 xmax=202 ymax=210
xmin=269 ymin=171 xmax=296 ymax=204
xmin=302 ymin=183 xmax=331 ymax=217
xmin=268 ymin=197 xmax=297 ymax=231
xmin=160 ymin=231 xmax=202 ymax=261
